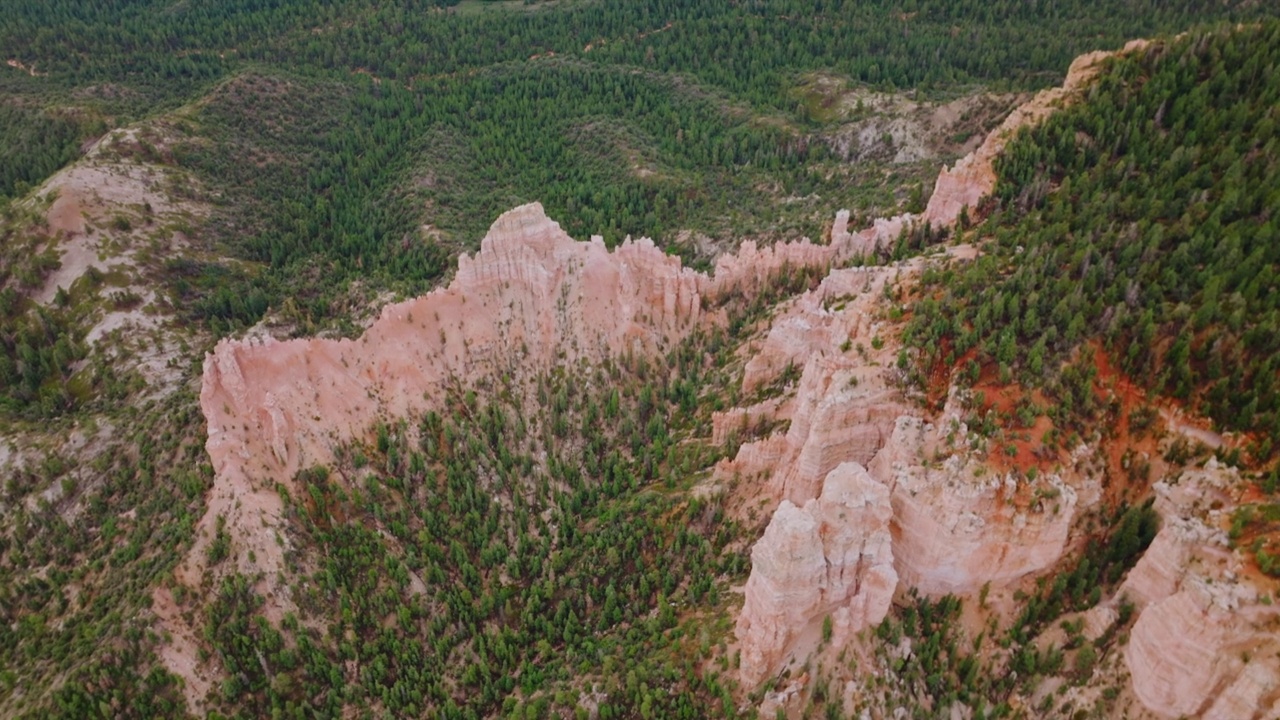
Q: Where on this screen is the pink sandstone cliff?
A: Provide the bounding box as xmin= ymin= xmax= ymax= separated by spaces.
xmin=729 ymin=40 xmax=1168 ymax=691
xmin=165 ymin=200 xmax=886 ymax=707
xmin=728 ymin=264 xmax=914 ymax=505
xmin=191 ymin=206 xmax=707 ymax=587
xmin=870 ymin=415 xmax=1077 ymax=596
xmin=1117 ymin=462 xmax=1280 ymax=719
xmin=729 ymin=341 xmax=1078 ymax=684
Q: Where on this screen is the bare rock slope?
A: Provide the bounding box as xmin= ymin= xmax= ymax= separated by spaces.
xmin=725 ymin=38 xmax=1152 ymax=691
xmin=722 ymin=37 xmax=1280 ymax=720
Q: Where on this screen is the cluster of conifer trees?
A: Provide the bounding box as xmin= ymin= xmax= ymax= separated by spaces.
xmin=194 ymin=341 xmax=747 ymax=718
xmin=906 ymin=22 xmax=1280 ymax=460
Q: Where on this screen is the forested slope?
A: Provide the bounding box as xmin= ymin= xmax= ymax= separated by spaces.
xmin=2 ymin=0 xmax=1273 ymax=324
xmin=2 ymin=0 xmax=1269 ymax=426
xmin=906 ymin=22 xmax=1280 ymax=462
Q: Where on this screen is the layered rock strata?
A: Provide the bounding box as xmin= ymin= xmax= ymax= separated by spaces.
xmin=724 ymin=263 xmax=913 ymax=504
xmin=1118 ymin=463 xmax=1280 ymax=719
xmin=871 ymin=416 xmax=1077 ymax=597
xmin=729 ymin=40 xmax=1160 ymax=689
xmin=730 ymin=385 xmax=1079 ymax=683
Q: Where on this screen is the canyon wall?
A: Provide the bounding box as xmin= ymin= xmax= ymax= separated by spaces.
xmin=727 ymin=324 xmax=1080 ymax=685
xmin=192 ymin=205 xmax=707 ymax=588
xmin=169 ymin=196 xmax=911 ymax=707
xmin=870 ymin=415 xmax=1077 ymax=597
xmin=727 ymin=39 xmax=1180 ymax=692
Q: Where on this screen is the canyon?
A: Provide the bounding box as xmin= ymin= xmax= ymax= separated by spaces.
xmin=153 ymin=38 xmax=1279 ymax=719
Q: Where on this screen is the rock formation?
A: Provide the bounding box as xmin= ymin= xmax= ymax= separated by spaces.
xmin=730 ymin=396 xmax=1081 ymax=683
xmin=723 ymin=263 xmax=913 ymax=503
xmin=735 ymin=463 xmax=896 ymax=686
xmin=872 ymin=416 xmax=1077 ymax=597
xmin=191 ymin=205 xmax=707 ymax=585
xmin=1118 ymin=462 xmax=1280 ymax=719
xmin=728 ymin=39 xmax=1159 ymax=691
xmin=922 ymin=39 xmax=1149 ymax=228
xmin=167 ymin=39 xmax=1166 ymax=710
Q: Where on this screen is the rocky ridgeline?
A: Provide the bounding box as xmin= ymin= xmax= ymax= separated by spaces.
xmin=718 ymin=37 xmax=1280 ymax=718
xmin=921 ymin=39 xmax=1149 ymax=228
xmin=182 ymin=169 xmax=945 ymax=634
xmin=726 ymin=260 xmax=1280 ymax=716
xmin=170 ymin=199 xmax=915 ymax=707
xmin=191 ymin=207 xmax=705 ymax=595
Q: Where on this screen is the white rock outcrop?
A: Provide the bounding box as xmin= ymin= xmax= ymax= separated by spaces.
xmin=870 ymin=416 xmax=1077 ymax=596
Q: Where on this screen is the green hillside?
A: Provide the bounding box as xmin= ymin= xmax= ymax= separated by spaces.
xmin=906 ymin=22 xmax=1280 ymax=464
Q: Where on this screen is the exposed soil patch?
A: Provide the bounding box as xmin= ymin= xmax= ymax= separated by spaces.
xmin=802 ymin=76 xmax=1026 ymax=166
xmin=152 ymin=587 xmax=214 ymax=712
xmin=35 ymin=233 xmax=97 ymax=304
xmin=28 ymin=126 xmax=208 ymax=306
xmin=46 ymin=189 xmax=87 ymax=235
xmin=1090 ymin=341 xmax=1164 ymax=506
xmin=970 ymin=378 xmax=1063 ymax=474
